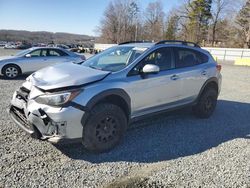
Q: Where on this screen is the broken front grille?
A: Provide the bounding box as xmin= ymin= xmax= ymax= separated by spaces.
xmin=11 ymin=106 xmax=32 ymax=130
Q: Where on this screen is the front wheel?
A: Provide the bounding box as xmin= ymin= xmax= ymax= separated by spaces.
xmin=2 ymin=65 xmax=20 ymax=79
xmin=82 ymin=103 xmax=127 ymax=153
xmin=193 ymin=88 xmax=218 ymax=119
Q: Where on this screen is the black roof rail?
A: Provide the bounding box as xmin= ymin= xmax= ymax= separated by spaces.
xmin=155 ymin=40 xmax=200 ymax=48
xmin=119 ymin=40 xmax=153 ymax=45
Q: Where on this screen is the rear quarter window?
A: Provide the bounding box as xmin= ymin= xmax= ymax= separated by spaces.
xmin=56 ymin=49 xmax=69 ymax=56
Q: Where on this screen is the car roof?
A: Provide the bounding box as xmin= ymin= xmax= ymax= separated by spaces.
xmin=120 ymin=42 xmax=155 ymax=48
xmin=28 ymin=47 xmax=66 ymax=50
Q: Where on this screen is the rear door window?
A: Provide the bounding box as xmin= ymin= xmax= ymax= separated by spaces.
xmin=173 ymin=48 xmax=208 ymax=68
xmin=48 ymin=49 xmax=68 ymax=56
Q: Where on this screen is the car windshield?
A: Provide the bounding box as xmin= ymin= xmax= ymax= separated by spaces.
xmin=83 ymin=46 xmax=147 ymax=72
xmin=15 ymin=49 xmax=32 ymax=57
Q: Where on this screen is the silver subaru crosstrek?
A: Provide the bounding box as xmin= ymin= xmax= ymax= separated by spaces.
xmin=9 ymin=41 xmax=222 ymax=152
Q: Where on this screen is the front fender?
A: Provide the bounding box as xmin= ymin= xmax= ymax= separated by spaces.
xmin=80 ymin=88 xmax=131 ymax=126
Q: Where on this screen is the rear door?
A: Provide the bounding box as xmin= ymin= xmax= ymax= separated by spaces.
xmin=46 ymin=49 xmax=70 ymax=65
xmin=173 ymin=47 xmax=210 ymax=102
xmin=20 ymin=49 xmax=51 ymax=72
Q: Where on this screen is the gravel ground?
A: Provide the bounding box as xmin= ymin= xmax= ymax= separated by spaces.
xmin=0 ymin=64 xmax=250 ymax=188
xmin=0 ymin=48 xmax=22 ymax=56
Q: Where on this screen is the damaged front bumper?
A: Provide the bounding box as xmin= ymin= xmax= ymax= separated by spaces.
xmin=8 ymin=86 xmax=85 ymax=143
xmin=8 ymin=105 xmax=38 ymax=137
xmin=8 ymin=105 xmax=65 ymax=143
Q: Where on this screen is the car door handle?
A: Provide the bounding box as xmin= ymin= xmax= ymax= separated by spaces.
xmin=171 ymin=75 xmax=179 ymax=80
xmin=201 ymin=70 xmax=207 ymax=75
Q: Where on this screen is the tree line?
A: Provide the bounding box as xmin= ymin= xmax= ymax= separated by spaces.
xmin=0 ymin=30 xmax=94 ymax=45
xmin=97 ymin=0 xmax=250 ymax=48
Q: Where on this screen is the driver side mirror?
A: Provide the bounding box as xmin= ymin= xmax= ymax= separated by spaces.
xmin=25 ymin=54 xmax=31 ymax=58
xmin=142 ymin=64 xmax=160 ymax=74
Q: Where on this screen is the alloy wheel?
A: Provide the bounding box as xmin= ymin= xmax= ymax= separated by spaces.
xmin=5 ymin=67 xmax=18 ymax=78
xmin=95 ymin=116 xmax=118 ymax=143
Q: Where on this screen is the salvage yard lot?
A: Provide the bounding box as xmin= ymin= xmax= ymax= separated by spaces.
xmin=0 ymin=64 xmax=250 ymax=187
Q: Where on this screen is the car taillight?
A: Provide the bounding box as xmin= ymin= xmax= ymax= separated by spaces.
xmin=216 ymin=65 xmax=222 ymax=72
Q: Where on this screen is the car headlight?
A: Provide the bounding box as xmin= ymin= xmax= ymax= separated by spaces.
xmin=34 ymin=90 xmax=81 ymax=106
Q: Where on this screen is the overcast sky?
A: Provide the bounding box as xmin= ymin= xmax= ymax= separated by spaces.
xmin=0 ymin=0 xmax=183 ymax=36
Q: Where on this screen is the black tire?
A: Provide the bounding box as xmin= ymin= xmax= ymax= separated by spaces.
xmin=2 ymin=64 xmax=20 ymax=79
xmin=193 ymin=88 xmax=218 ymax=119
xmin=82 ymin=103 xmax=127 ymax=153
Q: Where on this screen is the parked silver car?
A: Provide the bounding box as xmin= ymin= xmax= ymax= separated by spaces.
xmin=9 ymin=41 xmax=222 ymax=153
xmin=0 ymin=47 xmax=86 ymax=78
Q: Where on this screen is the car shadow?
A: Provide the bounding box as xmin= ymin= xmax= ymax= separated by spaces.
xmin=0 ymin=74 xmax=29 ymax=80
xmin=55 ymin=100 xmax=250 ymax=163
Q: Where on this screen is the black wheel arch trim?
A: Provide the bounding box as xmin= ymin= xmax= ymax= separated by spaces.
xmin=195 ymin=77 xmax=219 ymax=103
xmin=63 ymin=101 xmax=90 ymax=112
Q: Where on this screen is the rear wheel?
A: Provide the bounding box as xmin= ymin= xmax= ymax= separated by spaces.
xmin=82 ymin=103 xmax=127 ymax=153
xmin=193 ymin=88 xmax=218 ymax=119
xmin=2 ymin=65 xmax=20 ymax=79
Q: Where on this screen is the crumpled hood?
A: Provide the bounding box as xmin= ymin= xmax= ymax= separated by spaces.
xmin=30 ymin=63 xmax=110 ymax=91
